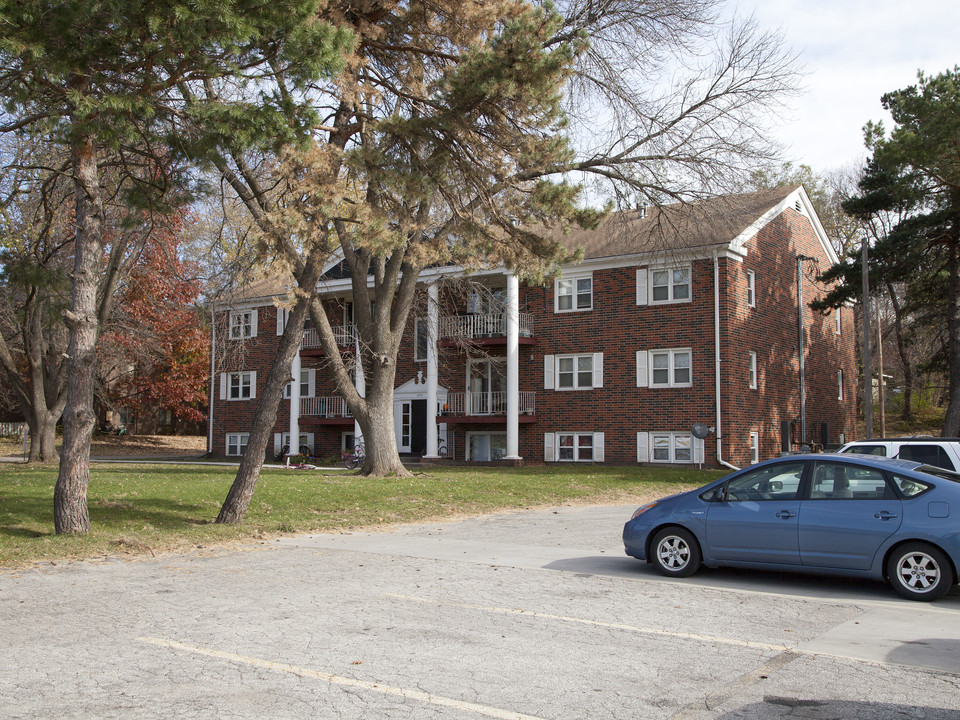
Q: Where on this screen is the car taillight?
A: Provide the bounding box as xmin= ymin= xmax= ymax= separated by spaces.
xmin=631 ymin=502 xmax=658 ymax=520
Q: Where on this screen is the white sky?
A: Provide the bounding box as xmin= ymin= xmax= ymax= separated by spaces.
xmin=736 ymin=0 xmax=960 ymax=173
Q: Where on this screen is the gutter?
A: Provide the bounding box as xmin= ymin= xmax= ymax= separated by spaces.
xmin=714 ymin=250 xmax=739 ymax=472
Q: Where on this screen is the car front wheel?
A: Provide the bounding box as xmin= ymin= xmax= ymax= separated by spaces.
xmin=886 ymin=543 xmax=955 ymax=601
xmin=651 ymin=527 xmax=701 ymax=578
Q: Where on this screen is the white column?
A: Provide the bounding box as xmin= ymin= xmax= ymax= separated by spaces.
xmin=424 ymin=282 xmax=440 ymax=458
xmin=289 ymin=350 xmax=301 ymax=452
xmin=505 ymin=273 xmax=521 ymax=460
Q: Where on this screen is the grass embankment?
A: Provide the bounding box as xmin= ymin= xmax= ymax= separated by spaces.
xmin=0 ymin=462 xmax=722 ymax=569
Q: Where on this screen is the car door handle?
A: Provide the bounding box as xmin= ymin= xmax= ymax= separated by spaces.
xmin=874 ymin=511 xmax=899 ymax=520
xmin=775 ymin=510 xmax=796 ymax=519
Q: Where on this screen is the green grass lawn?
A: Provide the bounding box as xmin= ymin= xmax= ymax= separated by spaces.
xmin=0 ymin=462 xmax=723 ymax=569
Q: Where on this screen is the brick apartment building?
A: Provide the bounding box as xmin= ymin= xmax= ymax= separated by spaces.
xmin=209 ymin=185 xmax=857 ymax=468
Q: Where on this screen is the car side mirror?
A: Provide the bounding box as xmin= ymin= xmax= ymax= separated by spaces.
xmin=769 ymin=481 xmax=783 ymax=492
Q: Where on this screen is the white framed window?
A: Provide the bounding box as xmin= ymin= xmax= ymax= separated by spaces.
xmin=229 ymin=309 xmax=257 ymax=339
xmin=652 ymin=432 xmax=693 ymax=463
xmin=555 ymin=275 xmax=593 ymax=312
xmin=750 ymin=432 xmax=759 ymax=464
xmin=637 ymin=431 xmax=703 ymax=464
xmin=226 ymin=432 xmax=249 ymax=456
xmin=838 ymin=369 xmax=844 ymax=400
xmin=638 ymin=265 xmax=691 ymax=305
xmin=277 ymin=432 xmax=314 ymax=455
xmin=652 ymin=266 xmax=690 ymax=303
xmin=835 ymin=307 xmax=842 ymax=335
xmin=746 ymin=270 xmax=756 ymax=308
xmin=414 ymin=317 xmax=429 ymax=362
xmin=545 ymin=353 xmax=603 ymax=390
xmin=220 ymin=371 xmax=257 ymax=400
xmin=638 ymin=349 xmax=692 ymax=388
xmin=749 ymin=352 xmax=757 ymax=390
xmin=544 ymin=432 xmax=605 ymax=462
xmin=284 ymin=369 xmax=315 ymax=399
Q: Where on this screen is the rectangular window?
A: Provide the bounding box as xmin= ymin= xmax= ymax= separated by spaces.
xmin=415 ymin=317 xmax=428 ymax=362
xmin=229 ymin=310 xmax=255 ymax=339
xmin=651 ymin=266 xmax=691 ymax=304
xmin=746 ymin=270 xmax=756 ymax=308
xmin=835 ymin=307 xmax=842 ymax=335
xmin=226 ymin=433 xmax=249 ymax=456
xmin=750 ymin=432 xmax=759 ymax=464
xmin=558 ymin=433 xmax=594 ymax=462
xmin=749 ymin=352 xmax=757 ymax=389
xmin=649 ymin=349 xmax=692 ymax=388
xmin=284 ymin=370 xmax=312 ymax=399
xmin=556 ymin=275 xmax=592 ymax=312
xmin=838 ymin=369 xmax=844 ymax=400
xmin=556 ymin=354 xmax=595 ymax=390
xmin=650 ymin=432 xmax=696 ymax=463
xmin=228 ymin=371 xmax=254 ymax=400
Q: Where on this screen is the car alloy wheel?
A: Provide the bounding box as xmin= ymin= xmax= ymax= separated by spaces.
xmin=887 ymin=543 xmax=955 ymax=601
xmin=651 ymin=527 xmax=701 ymax=578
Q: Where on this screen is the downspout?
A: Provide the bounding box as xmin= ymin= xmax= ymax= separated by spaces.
xmin=714 ymin=250 xmax=739 ymax=471
xmin=208 ymin=303 xmax=216 ymax=456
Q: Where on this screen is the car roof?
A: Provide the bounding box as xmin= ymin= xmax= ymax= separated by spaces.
xmin=764 ymin=452 xmax=927 ymax=474
xmin=842 ymin=437 xmax=960 ymax=444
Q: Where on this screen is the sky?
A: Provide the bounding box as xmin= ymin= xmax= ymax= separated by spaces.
xmin=737 ymin=0 xmax=960 ymax=173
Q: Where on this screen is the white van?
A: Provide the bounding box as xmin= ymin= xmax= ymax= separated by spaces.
xmin=838 ymin=437 xmax=960 ymax=472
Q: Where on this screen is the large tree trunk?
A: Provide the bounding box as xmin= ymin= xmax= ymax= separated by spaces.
xmin=357 ymin=377 xmax=410 ymax=477
xmin=885 ymin=282 xmax=913 ymax=422
xmin=54 ymin=131 xmax=104 ymax=534
xmin=216 ymin=257 xmax=323 ymax=524
xmin=943 ymin=242 xmax=960 ymax=436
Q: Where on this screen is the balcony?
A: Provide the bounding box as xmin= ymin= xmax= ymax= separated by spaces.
xmin=438 ymin=313 xmax=535 ymax=347
xmin=301 ymin=325 xmax=355 ymax=356
xmin=298 ymin=396 xmax=353 ymax=425
xmin=439 ymin=391 xmax=537 ymax=424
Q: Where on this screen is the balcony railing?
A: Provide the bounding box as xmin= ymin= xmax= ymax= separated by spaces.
xmin=302 ymin=325 xmax=356 ymax=349
xmin=438 ymin=313 xmax=532 ymax=340
xmin=442 ymin=391 xmax=535 ymax=416
xmin=300 ymin=396 xmax=352 ymax=418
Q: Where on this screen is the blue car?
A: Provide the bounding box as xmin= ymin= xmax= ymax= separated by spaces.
xmin=623 ymin=454 xmax=960 ymax=601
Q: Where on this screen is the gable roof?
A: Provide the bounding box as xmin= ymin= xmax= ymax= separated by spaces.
xmin=560 ymin=186 xmax=800 ymax=261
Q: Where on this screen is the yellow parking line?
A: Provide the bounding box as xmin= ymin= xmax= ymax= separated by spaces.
xmin=384 ymin=594 xmax=794 ymax=653
xmin=139 ymin=636 xmax=547 ymax=720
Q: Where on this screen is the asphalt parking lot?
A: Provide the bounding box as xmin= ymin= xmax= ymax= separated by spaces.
xmin=2 ymin=504 xmax=958 ymax=720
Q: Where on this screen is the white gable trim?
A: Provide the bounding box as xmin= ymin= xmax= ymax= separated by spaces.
xmin=728 ymin=186 xmax=840 ymax=266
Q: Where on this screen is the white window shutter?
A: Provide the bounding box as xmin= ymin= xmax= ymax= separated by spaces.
xmin=307 ymin=369 xmax=316 ymax=398
xmin=694 ymin=437 xmax=705 ymax=464
xmin=249 ymin=371 xmax=257 ymax=400
xmin=636 ymin=268 xmax=648 ymax=306
xmin=594 ymin=432 xmax=604 ymax=462
xmin=220 ymin=373 xmax=228 ymax=400
xmin=277 ymin=307 xmax=284 ymax=335
xmin=593 ymin=353 xmax=603 ymax=388
xmin=637 ymin=432 xmax=649 ymax=462
xmin=250 ymin=309 xmax=258 ymax=337
xmin=544 ymin=432 xmax=556 ymax=462
xmin=636 ymin=351 xmax=648 ymax=387
xmin=544 ymin=355 xmax=555 ymax=390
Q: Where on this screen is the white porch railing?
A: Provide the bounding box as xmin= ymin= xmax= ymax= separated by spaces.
xmin=438 ymin=313 xmax=532 ymax=340
xmin=300 ymin=396 xmax=352 ymax=418
xmin=302 ymin=325 xmax=355 ymax=349
xmin=442 ymin=391 xmax=535 ymax=416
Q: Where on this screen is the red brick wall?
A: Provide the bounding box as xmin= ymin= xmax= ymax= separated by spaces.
xmin=211 ymin=204 xmax=857 ymax=466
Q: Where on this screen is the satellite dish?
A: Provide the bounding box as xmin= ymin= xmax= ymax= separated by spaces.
xmin=691 ymin=422 xmax=711 ymax=440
